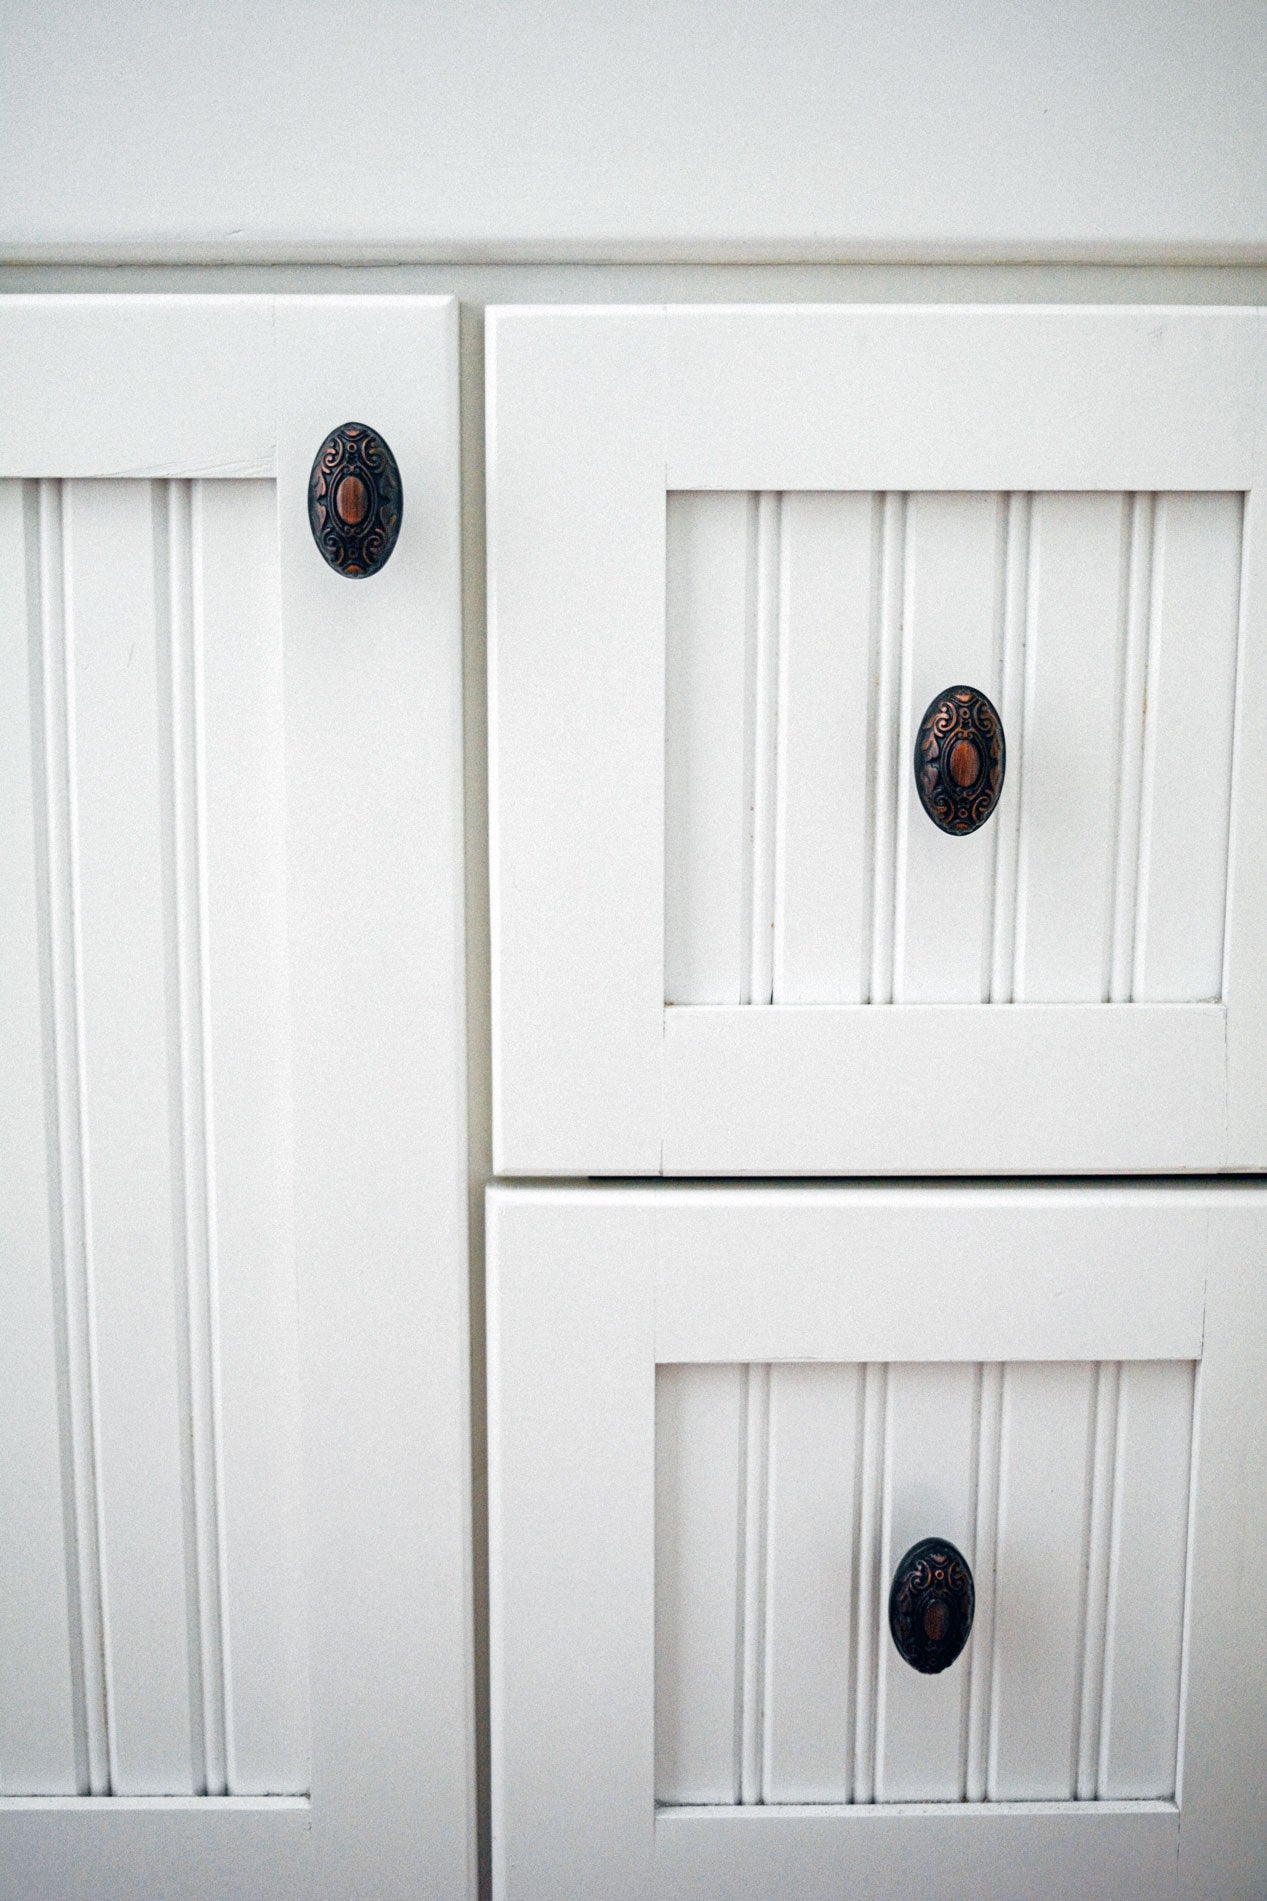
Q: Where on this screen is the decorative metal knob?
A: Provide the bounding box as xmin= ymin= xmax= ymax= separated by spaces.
xmin=888 ymin=1536 xmax=975 ymax=1674
xmin=308 ymin=422 xmax=403 ymax=578
xmin=914 ymin=685 xmax=1005 ymax=835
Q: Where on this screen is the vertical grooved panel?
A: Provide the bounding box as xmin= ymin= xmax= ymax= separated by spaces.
xmin=894 ymin=494 xmax=1002 ymax=1002
xmin=1014 ymin=495 xmax=1127 ymax=1002
xmin=66 ymin=478 xmax=195 ymax=1794
xmin=37 ymin=477 xmax=111 ymax=1795
xmin=667 ymin=487 xmax=1242 ymax=1007
xmin=1133 ymin=494 xmax=1243 ymax=1001
xmin=964 ymin=1362 xmax=1003 ymax=1800
xmin=737 ymin=1364 xmax=770 ymax=1800
xmin=762 ymin=1365 xmax=859 ymax=1802
xmin=875 ymin=1363 xmax=977 ymax=1800
xmin=1 ymin=476 xmax=307 ymax=1801
xmin=1076 ymin=1361 xmax=1120 ymax=1798
xmin=989 ymin=496 xmax=1030 ymax=1003
xmin=164 ymin=479 xmax=227 ymax=1795
xmin=851 ymin=1363 xmax=886 ymax=1802
xmin=656 ymin=1360 xmax=1195 ymax=1810
xmin=195 ymin=480 xmax=308 ymax=1796
xmin=773 ymin=495 xmax=876 ymax=1002
xmin=868 ymin=499 xmax=905 ymax=1005
xmin=1108 ymin=497 xmax=1153 ymax=1002
xmin=0 ymin=480 xmax=80 ymax=1794
xmin=1098 ymin=1362 xmax=1194 ymax=1798
xmin=654 ymin=1365 xmax=745 ymax=1803
xmin=989 ymin=1363 xmax=1096 ymax=1799
xmin=744 ymin=496 xmax=780 ymax=1006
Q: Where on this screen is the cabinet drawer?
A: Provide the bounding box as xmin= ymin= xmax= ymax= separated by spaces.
xmin=488 ymin=1184 xmax=1267 ymax=1900
xmin=487 ymin=305 xmax=1267 ymax=1175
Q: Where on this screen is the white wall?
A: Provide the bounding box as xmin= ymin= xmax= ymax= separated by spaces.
xmin=2 ymin=0 xmax=1265 ymax=261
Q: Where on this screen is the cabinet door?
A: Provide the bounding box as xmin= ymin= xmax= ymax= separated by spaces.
xmin=0 ymin=297 xmax=473 ymax=1899
xmin=488 ymin=305 xmax=1267 ymax=1176
xmin=488 ymin=1184 xmax=1267 ymax=1901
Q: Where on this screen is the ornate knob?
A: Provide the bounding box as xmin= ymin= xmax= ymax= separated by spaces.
xmin=308 ymin=422 xmax=403 ymax=578
xmin=888 ymin=1536 xmax=975 ymax=1674
xmin=914 ymin=685 xmax=1005 ymax=835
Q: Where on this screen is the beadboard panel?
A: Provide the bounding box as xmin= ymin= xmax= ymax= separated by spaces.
xmin=0 ymin=478 xmax=309 ymax=1797
xmin=654 ymin=1358 xmax=1195 ymax=1808
xmin=665 ymin=490 xmax=1242 ymax=1007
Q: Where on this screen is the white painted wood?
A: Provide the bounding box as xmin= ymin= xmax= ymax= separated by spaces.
xmin=655 ymin=1805 xmax=1179 ymax=1901
xmin=1014 ymin=494 xmax=1125 ymax=1001
xmin=489 ymin=304 xmax=1267 ymax=1174
xmin=488 ymin=307 xmax=665 ymax=1173
xmin=875 ymin=1365 xmax=977 ymax=1800
xmin=31 ymin=479 xmax=110 ymax=1798
xmin=1075 ymin=1363 xmax=1119 ymax=1799
xmin=1171 ymin=1207 xmax=1267 ymax=1896
xmin=963 ymin=1364 xmax=1003 ymax=1801
xmin=988 ymin=1363 xmax=1096 ymax=1798
xmin=666 ymin=482 xmax=1243 ymax=1016
xmin=489 ymin=1184 xmax=1267 ymax=1896
xmin=761 ymin=1365 xmax=860 ymax=1802
xmin=651 ymin=1188 xmax=1207 ymax=1365
xmin=1134 ymin=494 xmax=1243 ymax=1002
xmin=661 ymin=1001 xmax=1227 ymax=1175
xmin=1107 ymin=498 xmax=1153 ymax=1003
xmin=1224 ymin=483 xmax=1267 ymax=1168
xmin=850 ymin=1363 xmax=887 ymax=1804
xmin=274 ymin=294 xmax=473 ymax=1898
xmin=773 ymin=495 xmax=876 ymax=1003
xmin=193 ymin=480 xmax=308 ymax=1796
xmin=487 ymin=1192 xmax=656 ymax=1901
xmin=660 ymin=308 xmax=1260 ymax=491
xmin=63 ymin=476 xmax=198 ymax=1795
xmin=664 ymin=494 xmax=750 ymax=1003
xmin=869 ymin=496 xmax=906 ymax=1005
xmin=6 ymin=5 xmax=1267 ymax=264
xmin=654 ymin=1367 xmax=744 ymax=1804
xmin=0 ymin=483 xmax=80 ymax=1796
xmin=0 ymin=297 xmax=473 ymax=1897
xmin=894 ymin=494 xmax=1000 ymax=1003
xmin=987 ymin=496 xmax=1031 ymax=1001
xmin=654 ymin=1353 xmax=1199 ymax=1816
xmin=744 ymin=500 xmax=780 ymax=1005
xmin=0 ymin=299 xmax=274 ymax=479
xmin=1098 ymin=1361 xmax=1194 ymax=1800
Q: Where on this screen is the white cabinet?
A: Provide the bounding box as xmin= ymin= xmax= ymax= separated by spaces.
xmin=488 ymin=1184 xmax=1267 ymax=1899
xmin=488 ymin=304 xmax=1267 ymax=1176
xmin=0 ymin=298 xmax=473 ymax=1898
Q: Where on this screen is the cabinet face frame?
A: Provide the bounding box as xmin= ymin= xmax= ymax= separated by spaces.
xmin=0 ymin=296 xmax=474 ymax=1900
xmin=487 ymin=1183 xmax=1267 ymax=1901
xmin=487 ymin=303 xmax=1267 ymax=1176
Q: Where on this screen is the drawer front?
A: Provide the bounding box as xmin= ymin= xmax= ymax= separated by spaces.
xmin=487 ymin=305 xmax=1267 ymax=1175
xmin=488 ymin=1184 xmax=1267 ymax=1900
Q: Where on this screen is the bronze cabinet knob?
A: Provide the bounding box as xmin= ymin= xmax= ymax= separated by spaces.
xmin=308 ymin=422 xmax=403 ymax=578
xmin=888 ymin=1536 xmax=975 ymax=1674
xmin=914 ymin=684 xmax=1005 ymax=835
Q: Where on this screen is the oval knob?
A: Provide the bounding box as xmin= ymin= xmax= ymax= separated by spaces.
xmin=914 ymin=684 xmax=1005 ymax=835
xmin=307 ymin=422 xmax=403 ymax=578
xmin=888 ymin=1536 xmax=975 ymax=1674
